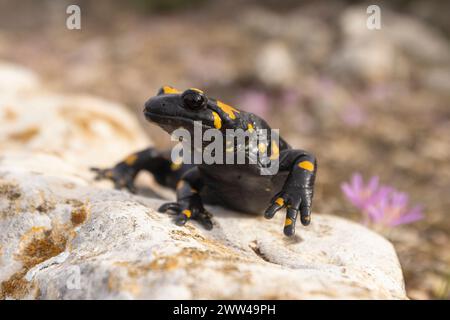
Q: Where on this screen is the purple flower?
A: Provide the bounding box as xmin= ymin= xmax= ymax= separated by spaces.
xmin=341 ymin=173 xmax=424 ymax=227
xmin=341 ymin=173 xmax=381 ymax=211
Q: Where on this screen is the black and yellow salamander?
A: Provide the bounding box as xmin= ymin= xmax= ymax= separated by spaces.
xmin=92 ymin=86 xmax=317 ymax=237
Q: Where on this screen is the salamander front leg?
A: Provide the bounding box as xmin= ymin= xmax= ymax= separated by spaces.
xmin=264 ymin=150 xmax=317 ymax=236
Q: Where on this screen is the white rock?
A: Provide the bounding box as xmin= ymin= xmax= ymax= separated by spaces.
xmin=0 ymin=63 xmax=406 ymax=299
xmin=255 ymin=41 xmax=297 ymax=88
xmin=331 ymin=6 xmax=450 ymax=83
xmin=0 ymin=153 xmax=407 ymax=299
xmin=0 ymin=62 xmax=40 ymax=97
xmin=0 ymin=93 xmax=150 ymax=167
xmin=242 ymin=8 xmax=333 ymax=66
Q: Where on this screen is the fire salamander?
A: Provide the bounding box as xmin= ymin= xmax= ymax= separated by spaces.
xmin=92 ymin=86 xmax=317 ymax=236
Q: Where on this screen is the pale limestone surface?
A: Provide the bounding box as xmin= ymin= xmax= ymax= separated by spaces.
xmin=0 ymin=63 xmax=407 ymax=299
xmin=0 ymin=62 xmax=40 ymax=97
xmin=0 ymin=63 xmax=149 ymax=167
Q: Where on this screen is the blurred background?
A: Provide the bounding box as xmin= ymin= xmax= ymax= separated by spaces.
xmin=0 ymin=0 xmax=448 ymax=299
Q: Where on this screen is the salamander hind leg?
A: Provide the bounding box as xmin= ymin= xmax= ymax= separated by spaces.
xmin=158 ymin=167 xmax=213 ymax=230
xmin=91 ymin=147 xmax=179 ymax=193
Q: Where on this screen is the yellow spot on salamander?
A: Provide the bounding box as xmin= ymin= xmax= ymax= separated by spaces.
xmin=173 ymin=156 xmax=183 ymax=164
xmin=182 ymin=209 xmax=192 ymax=218
xmin=190 ymin=88 xmax=204 ymax=93
xmin=298 ymin=161 xmax=315 ymax=172
xmin=285 ymin=217 xmax=293 ymax=226
xmin=217 ymin=100 xmax=240 ymax=119
xmin=212 ymin=111 xmax=222 ymax=129
xmin=163 ymin=86 xmax=180 ymax=94
xmin=247 ymin=123 xmax=254 ymax=132
xmin=275 ymin=197 xmax=284 ymax=207
xmin=124 ymin=154 xmax=138 ymax=165
xmin=269 ymin=140 xmax=279 ymax=160
xmin=170 ymin=162 xmax=182 ymax=171
xmin=171 ymin=156 xmax=183 ymax=171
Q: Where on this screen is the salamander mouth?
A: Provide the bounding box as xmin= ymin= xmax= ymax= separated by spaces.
xmin=144 ymin=112 xmax=215 ymax=130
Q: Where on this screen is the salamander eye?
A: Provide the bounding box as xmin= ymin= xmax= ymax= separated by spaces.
xmin=181 ymin=89 xmax=208 ymax=111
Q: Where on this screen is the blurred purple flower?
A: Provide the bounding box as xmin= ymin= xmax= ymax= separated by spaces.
xmin=237 ymin=90 xmax=270 ymax=118
xmin=341 ymin=103 xmax=367 ymax=127
xmin=341 ymin=173 xmax=380 ymax=210
xmin=341 ymin=173 xmax=424 ymax=227
xmin=368 ymin=84 xmax=392 ymax=102
xmin=367 ymin=191 xmax=424 ymax=227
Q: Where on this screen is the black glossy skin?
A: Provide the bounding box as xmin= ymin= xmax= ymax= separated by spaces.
xmin=92 ymin=86 xmax=317 ymax=237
